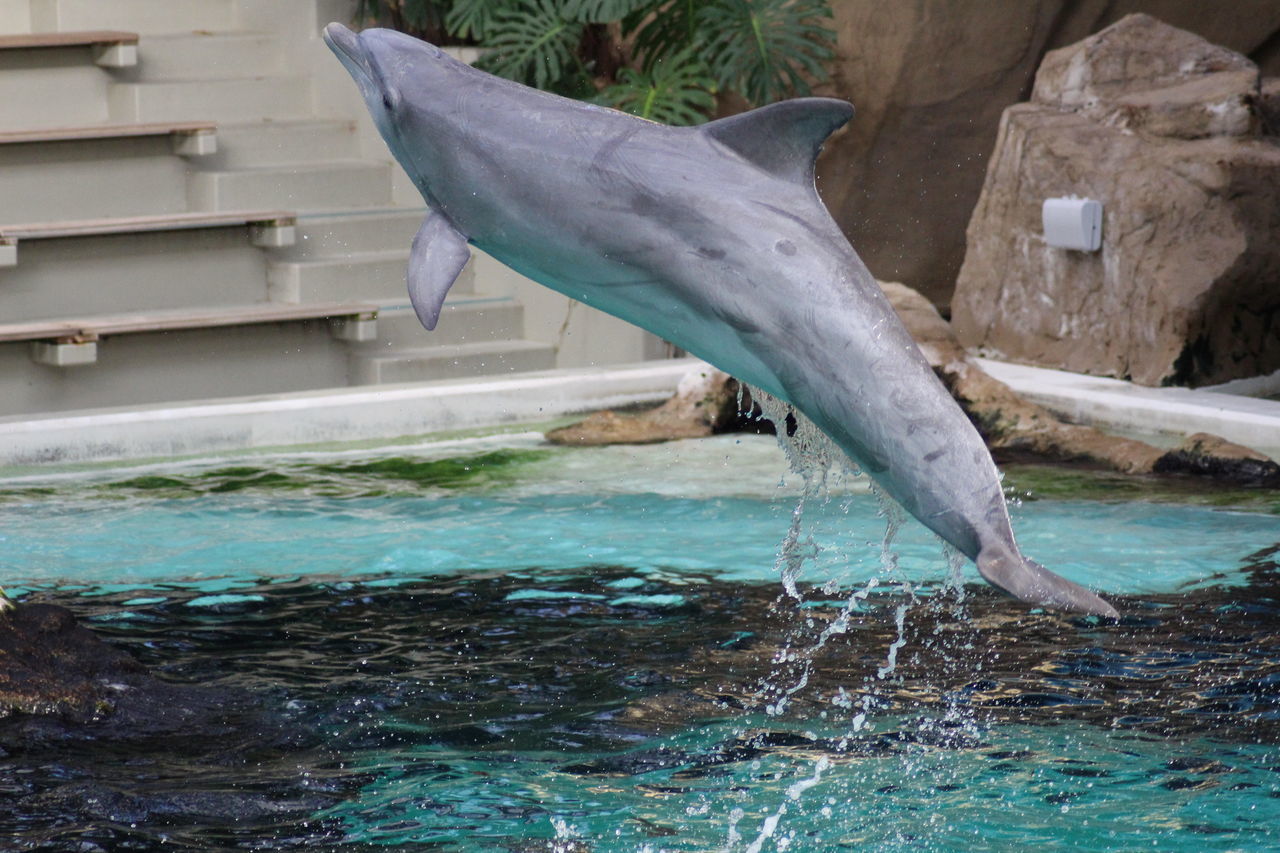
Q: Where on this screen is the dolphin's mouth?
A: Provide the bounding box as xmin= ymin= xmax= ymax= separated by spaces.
xmin=323 ymin=23 xmax=376 ymax=90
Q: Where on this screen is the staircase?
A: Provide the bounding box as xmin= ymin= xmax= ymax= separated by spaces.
xmin=0 ymin=0 xmax=657 ymax=418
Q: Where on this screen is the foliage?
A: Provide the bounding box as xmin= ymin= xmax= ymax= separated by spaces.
xmin=352 ymin=0 xmax=837 ymax=124
xmin=696 ymin=0 xmax=836 ymax=105
xmin=478 ymin=0 xmax=587 ymax=92
xmin=595 ymin=47 xmax=716 ymax=126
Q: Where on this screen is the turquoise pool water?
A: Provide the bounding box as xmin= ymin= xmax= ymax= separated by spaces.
xmin=1 ymin=434 xmax=1278 ymax=850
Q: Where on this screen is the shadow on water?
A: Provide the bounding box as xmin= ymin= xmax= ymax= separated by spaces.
xmin=4 ymin=546 xmax=1280 ymax=851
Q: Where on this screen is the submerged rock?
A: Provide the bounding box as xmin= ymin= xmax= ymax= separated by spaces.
xmin=0 ymin=600 xmax=300 ymax=748
xmin=0 ymin=601 xmax=145 ymax=722
xmin=952 ymin=14 xmax=1280 ymax=387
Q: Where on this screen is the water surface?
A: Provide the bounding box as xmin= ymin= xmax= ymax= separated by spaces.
xmin=1 ymin=434 xmax=1277 ymax=851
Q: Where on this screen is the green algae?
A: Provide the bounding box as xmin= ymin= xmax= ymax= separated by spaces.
xmin=86 ymin=448 xmax=556 ymax=500
xmin=314 ymin=450 xmax=550 ymax=490
xmin=1003 ymin=463 xmax=1280 ymax=514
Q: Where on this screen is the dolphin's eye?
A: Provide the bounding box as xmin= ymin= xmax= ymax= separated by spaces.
xmin=382 ymin=93 xmax=395 ymax=112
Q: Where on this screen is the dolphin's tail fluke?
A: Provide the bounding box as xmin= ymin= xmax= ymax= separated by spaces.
xmin=976 ymin=545 xmax=1118 ymax=618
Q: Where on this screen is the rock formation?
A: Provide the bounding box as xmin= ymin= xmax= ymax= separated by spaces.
xmin=950 ymin=14 xmax=1280 ymax=388
xmin=546 ymin=366 xmax=755 ymax=445
xmin=881 ymin=281 xmax=1280 ymax=485
xmin=815 ymin=1 xmax=1280 ymax=307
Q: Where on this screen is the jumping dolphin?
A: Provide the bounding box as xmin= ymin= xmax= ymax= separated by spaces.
xmin=323 ymin=23 xmax=1117 ymax=617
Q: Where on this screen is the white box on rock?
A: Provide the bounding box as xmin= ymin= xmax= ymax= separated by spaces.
xmin=1042 ymin=197 xmax=1102 ymax=251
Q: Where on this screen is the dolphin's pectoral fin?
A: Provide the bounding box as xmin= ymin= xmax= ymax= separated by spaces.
xmin=407 ymin=213 xmax=472 ymax=331
xmin=701 ymin=98 xmax=854 ymax=186
xmin=976 ymin=545 xmax=1118 ymax=618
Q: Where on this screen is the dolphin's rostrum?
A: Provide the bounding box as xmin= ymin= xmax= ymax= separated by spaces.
xmin=323 ymin=23 xmax=1118 ymax=618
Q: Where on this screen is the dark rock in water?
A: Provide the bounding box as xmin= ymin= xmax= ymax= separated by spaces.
xmin=546 ymin=365 xmax=765 ymax=445
xmin=1154 ymin=433 xmax=1280 ymax=486
xmin=0 ymin=601 xmax=146 ymax=722
xmin=0 ymin=600 xmax=299 ymax=750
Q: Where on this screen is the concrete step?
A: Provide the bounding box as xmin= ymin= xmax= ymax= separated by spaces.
xmin=205 ymin=119 xmax=360 ymax=169
xmin=0 ymin=133 xmax=191 ymax=221
xmin=268 ymin=249 xmax=453 ymax=304
xmin=29 ymin=0 xmax=238 ymax=35
xmin=131 ymin=31 xmax=283 ymax=80
xmin=188 ymin=161 xmax=395 ymax=212
xmin=1 ymin=228 xmax=276 ymax=323
xmin=109 ymin=75 xmax=311 ymax=123
xmin=367 ymin=296 xmax=526 ymax=348
xmin=0 ymin=60 xmax=111 ymax=132
xmin=268 ymin=239 xmax=486 ymax=304
xmin=351 ymin=338 xmax=557 ymax=385
xmin=288 ymin=208 xmax=427 ymax=257
xmin=0 ymin=319 xmax=355 ymax=418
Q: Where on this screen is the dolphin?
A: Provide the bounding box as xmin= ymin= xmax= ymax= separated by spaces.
xmin=323 ymin=23 xmax=1117 ymax=617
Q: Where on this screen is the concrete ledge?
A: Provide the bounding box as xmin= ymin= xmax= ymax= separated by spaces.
xmin=977 ymin=358 xmax=1280 ymax=457
xmin=0 ymin=359 xmax=706 ymax=469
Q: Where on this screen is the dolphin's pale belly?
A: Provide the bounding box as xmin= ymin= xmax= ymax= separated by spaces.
xmin=473 ymin=231 xmax=786 ymax=398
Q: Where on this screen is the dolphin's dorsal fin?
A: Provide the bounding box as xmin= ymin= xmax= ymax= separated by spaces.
xmin=408 ymin=212 xmax=471 ymax=331
xmin=700 ymin=97 xmax=853 ymax=186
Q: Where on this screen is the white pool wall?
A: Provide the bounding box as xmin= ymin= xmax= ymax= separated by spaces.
xmin=1 ymin=357 xmax=1277 ymax=472
xmin=0 ymin=359 xmax=707 ymax=470
xmin=979 ymin=359 xmax=1280 ymax=460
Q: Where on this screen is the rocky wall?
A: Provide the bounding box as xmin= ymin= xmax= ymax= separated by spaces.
xmin=815 ymin=0 xmax=1280 ymax=307
xmin=949 ymin=14 xmax=1280 ymax=387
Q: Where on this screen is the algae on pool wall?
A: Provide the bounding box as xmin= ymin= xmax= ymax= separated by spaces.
xmin=78 ymin=449 xmax=559 ymax=500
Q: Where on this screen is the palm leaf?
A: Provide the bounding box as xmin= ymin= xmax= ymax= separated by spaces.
xmin=596 ymin=47 xmax=715 ymax=125
xmin=696 ymin=0 xmax=835 ymax=106
xmin=445 ymin=0 xmax=512 ymax=40
xmin=477 ymin=0 xmax=585 ymax=91
xmin=625 ymin=0 xmax=700 ymax=68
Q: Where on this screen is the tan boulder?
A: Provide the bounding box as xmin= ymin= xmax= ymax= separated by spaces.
xmin=545 ymin=366 xmax=748 ymax=445
xmin=813 ymin=2 xmax=1280 ymax=307
xmin=883 ymin=281 xmax=1280 ymax=481
xmin=951 ymin=15 xmax=1280 ymax=387
xmin=546 ymin=280 xmax=1276 ymax=485
xmin=1031 ymin=13 xmax=1261 ymax=138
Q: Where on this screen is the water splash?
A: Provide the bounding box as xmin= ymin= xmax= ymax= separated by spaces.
xmin=741 ymin=388 xmax=993 ymax=850
xmin=742 ymin=756 xmax=830 ymax=853
xmin=547 ymin=816 xmax=580 ymax=852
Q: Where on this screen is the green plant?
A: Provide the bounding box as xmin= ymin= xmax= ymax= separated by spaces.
xmin=596 ymin=47 xmax=715 ymax=125
xmin=696 ymin=0 xmax=835 ymax=106
xmin=353 ymin=0 xmax=837 ymax=124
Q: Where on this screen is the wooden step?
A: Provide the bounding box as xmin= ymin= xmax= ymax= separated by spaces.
xmin=0 ymin=210 xmax=296 ymax=265
xmin=0 ymin=121 xmax=216 ymax=155
xmin=0 ymin=31 xmax=138 ymax=67
xmin=0 ymin=301 xmax=376 ymax=343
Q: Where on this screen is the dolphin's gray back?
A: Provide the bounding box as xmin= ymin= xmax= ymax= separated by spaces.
xmin=325 ymin=24 xmax=1117 ymax=617
xmin=404 ymin=56 xmax=1007 ymax=554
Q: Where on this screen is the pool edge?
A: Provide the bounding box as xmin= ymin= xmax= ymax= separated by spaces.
xmin=0 ymin=359 xmax=710 ymax=470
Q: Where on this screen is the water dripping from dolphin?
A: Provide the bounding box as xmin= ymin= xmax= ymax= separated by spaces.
xmin=323 ymin=23 xmax=1117 ymax=617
